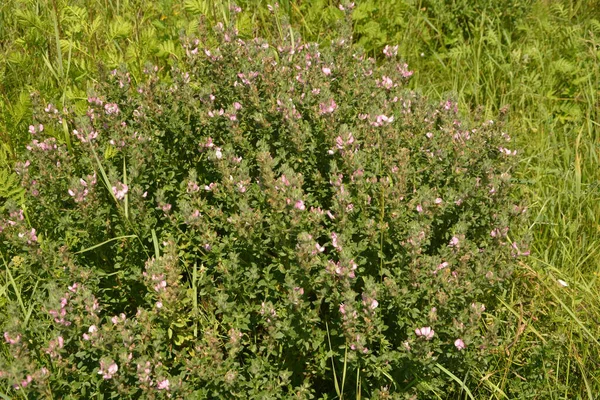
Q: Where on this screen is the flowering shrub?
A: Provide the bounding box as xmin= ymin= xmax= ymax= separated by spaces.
xmin=0 ymin=8 xmax=526 ymax=398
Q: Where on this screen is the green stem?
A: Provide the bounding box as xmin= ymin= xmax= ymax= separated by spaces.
xmin=378 ymin=128 xmax=385 ymax=282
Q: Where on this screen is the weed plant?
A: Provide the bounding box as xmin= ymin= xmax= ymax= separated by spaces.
xmin=1 ymin=0 xmax=599 ymax=398
xmin=0 ymin=8 xmax=529 ymax=398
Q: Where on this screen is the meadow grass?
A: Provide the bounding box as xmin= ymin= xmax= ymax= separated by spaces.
xmin=406 ymin=2 xmax=600 ymax=396
xmin=1 ymin=0 xmax=600 ymax=397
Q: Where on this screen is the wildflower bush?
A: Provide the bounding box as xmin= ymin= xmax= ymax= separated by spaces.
xmin=0 ymin=9 xmax=526 ymax=399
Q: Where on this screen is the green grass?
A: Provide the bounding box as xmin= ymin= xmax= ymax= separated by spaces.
xmin=404 ymin=2 xmax=600 ymax=396
xmin=2 ymin=0 xmax=600 ymax=397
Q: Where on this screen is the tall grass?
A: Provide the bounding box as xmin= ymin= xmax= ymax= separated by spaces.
xmin=397 ymin=1 xmax=600 ymax=396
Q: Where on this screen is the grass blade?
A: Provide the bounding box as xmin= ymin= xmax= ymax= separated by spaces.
xmin=496 ymin=296 xmax=545 ymax=343
xmin=325 ymin=321 xmax=341 ymax=398
xmin=435 ymin=363 xmax=474 ymax=400
xmin=356 ymin=365 xmax=361 ymax=400
xmin=90 ymin=145 xmax=118 ymax=204
xmin=23 ymin=280 xmax=39 ymax=328
xmin=74 ymin=235 xmax=137 ymax=254
xmin=123 ymin=158 xmax=129 ymax=220
xmin=62 ymin=119 xmax=73 ymax=153
xmin=575 ymin=356 xmax=594 ymax=400
xmin=341 ymin=344 xmax=347 ymax=398
xmin=1 ymin=251 xmax=27 ymax=319
xmin=151 ymin=229 xmax=160 ymax=258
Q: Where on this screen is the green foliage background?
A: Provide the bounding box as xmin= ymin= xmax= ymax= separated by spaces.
xmin=1 ymin=0 xmax=600 ymax=397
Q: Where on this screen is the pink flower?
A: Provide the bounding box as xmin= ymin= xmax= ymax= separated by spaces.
xmin=45 ymin=103 xmax=58 ymax=113
xmin=416 ymin=204 xmax=423 ymax=213
xmin=4 ymin=332 xmax=21 ymax=345
xmin=434 ymin=261 xmax=449 ymax=274
xmin=294 ymin=200 xmax=306 ymax=210
xmin=322 ymin=67 xmax=331 ymax=75
xmin=27 ymin=228 xmax=37 ymax=243
xmin=112 ymin=182 xmax=128 ymax=200
xmin=187 ymin=181 xmax=200 ymax=193
xmin=471 ymin=303 xmax=486 ymax=314
xmin=415 ymin=327 xmax=434 ymax=340
xmin=499 ymin=147 xmax=517 ymax=156
xmin=20 ymin=375 xmax=33 ymax=388
xmin=233 ymin=102 xmax=242 ymax=110
xmin=454 ymin=338 xmax=466 ymax=350
xmin=383 ymin=45 xmax=398 ymax=58
xmin=104 ymin=103 xmax=120 ymax=115
xmin=319 ymin=98 xmax=337 ymax=114
xmin=331 ymin=232 xmax=340 ymax=249
xmin=380 ymin=76 xmax=393 ymax=89
xmin=108 ymin=363 xmax=118 ymax=375
xmin=315 ymin=243 xmax=325 ymax=253
xmin=98 ymin=360 xmax=118 ymax=379
xmin=371 ymin=114 xmax=394 ymax=127
xmin=397 ymin=63 xmax=414 ymax=78
xmin=157 ymin=379 xmax=170 ymax=390
xmin=370 ymin=299 xmax=379 ymax=309
xmin=449 ymin=236 xmax=459 ymax=247
xmin=435 ymin=197 xmax=443 ymax=204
